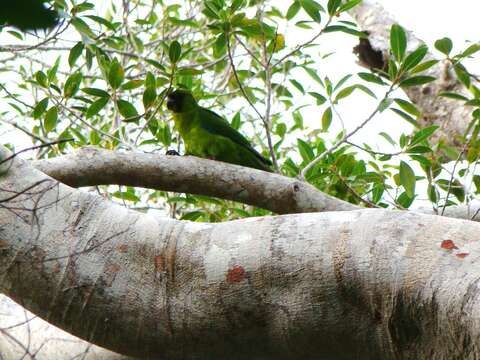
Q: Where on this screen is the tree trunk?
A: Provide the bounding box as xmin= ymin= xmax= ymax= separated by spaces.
xmin=1 ymin=148 xmax=480 ymax=359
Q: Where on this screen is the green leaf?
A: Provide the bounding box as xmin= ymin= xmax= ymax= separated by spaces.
xmin=327 ymin=0 xmax=341 ymax=15
xmin=44 ymin=106 xmax=58 ymax=133
xmin=47 ymin=56 xmax=61 ymax=82
xmin=303 ymin=67 xmax=324 ymax=86
xmin=308 ymin=92 xmax=327 ymax=105
xmin=438 ymin=91 xmax=469 ymax=101
xmin=300 ymin=0 xmax=322 ymax=23
xmin=406 ymin=146 xmax=432 ymax=154
xmin=35 ymin=71 xmax=48 ymax=87
xmin=473 ymin=175 xmax=480 ymax=193
xmin=378 ymin=98 xmax=393 ymax=112
xmin=397 ymin=191 xmax=414 ymax=208
xmin=394 ymin=98 xmax=420 ymax=117
xmin=391 ymin=108 xmax=419 ymax=127
xmin=176 ymin=68 xmax=205 ymax=76
xmin=333 ymin=74 xmax=352 ymax=92
xmin=410 ymin=60 xmax=438 ymax=74
xmin=33 ymin=98 xmax=49 ymax=119
xmin=86 ymin=97 xmax=109 ymax=118
xmin=297 ymin=138 xmax=315 ymax=163
xmin=324 ymin=25 xmax=366 ymax=37
xmin=338 ymin=0 xmax=362 ymax=12
xmin=231 ymin=112 xmax=241 ymax=130
xmin=71 ymin=17 xmax=95 ymax=38
xmin=143 ymin=72 xmax=157 ymax=109
xmin=372 ymin=184 xmax=384 ymax=203
xmin=322 ymin=107 xmax=332 ymax=131
xmin=68 ymin=42 xmax=84 ymax=68
xmin=454 ymin=63 xmax=471 ymax=88
xmin=169 ymin=41 xmax=182 ymax=64
xmin=358 ymin=72 xmax=385 ymax=85
xmin=85 ymin=15 xmax=116 ymax=30
xmin=390 ymin=24 xmax=407 ymax=62
xmin=181 ymin=211 xmax=204 ymax=221
xmin=231 ymin=0 xmax=245 ymax=12
xmin=461 ymin=43 xmax=480 ymax=58
xmin=334 ymin=86 xmax=355 ymax=102
xmin=121 ymin=80 xmax=144 ymax=90
xmin=286 ymin=1 xmax=301 ymax=19
xmin=354 ymin=84 xmax=377 ymax=98
xmin=399 ymin=160 xmax=416 ymax=198
xmin=63 ymin=72 xmax=83 ymax=98
xmin=290 ymin=79 xmax=305 ymax=94
xmin=117 ymin=99 xmax=139 ymax=120
xmin=276 ymin=122 xmax=286 ymax=137
xmin=437 ymin=179 xmax=465 ymax=202
xmin=427 ymin=184 xmax=439 ymax=203
xmin=434 ymin=37 xmax=453 ymax=56
xmin=402 ymin=45 xmax=428 ymax=71
xmin=7 ymin=30 xmax=23 ymax=40
xmin=379 ymin=132 xmax=396 ymax=146
xmin=81 ymin=87 xmax=110 ymax=98
xmin=108 ymin=59 xmax=125 ymax=89
xmin=410 ymin=125 xmax=438 ymax=146
xmin=399 ymin=75 xmax=436 ymax=87
xmin=112 ymin=191 xmax=141 ymax=203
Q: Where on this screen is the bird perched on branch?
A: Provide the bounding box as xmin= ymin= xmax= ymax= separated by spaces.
xmin=166 ymin=89 xmax=272 ymax=172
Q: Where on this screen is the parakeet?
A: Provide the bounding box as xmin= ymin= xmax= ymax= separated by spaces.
xmin=166 ymin=89 xmax=272 ymax=172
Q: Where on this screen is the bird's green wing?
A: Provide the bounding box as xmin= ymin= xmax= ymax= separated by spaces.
xmin=199 ymin=108 xmax=272 ymax=166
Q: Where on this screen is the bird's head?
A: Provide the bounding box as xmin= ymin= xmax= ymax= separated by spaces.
xmin=166 ymin=89 xmax=197 ymax=113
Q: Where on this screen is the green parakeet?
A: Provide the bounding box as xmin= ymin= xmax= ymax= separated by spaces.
xmin=166 ymin=89 xmax=273 ymax=172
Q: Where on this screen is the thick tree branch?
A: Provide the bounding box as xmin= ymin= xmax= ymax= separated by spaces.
xmin=349 ymin=0 xmax=474 ymax=147
xmin=31 ymin=148 xmax=480 ymax=221
xmin=2 ymin=148 xmax=480 ymax=358
xmin=31 ymin=147 xmax=357 ymax=214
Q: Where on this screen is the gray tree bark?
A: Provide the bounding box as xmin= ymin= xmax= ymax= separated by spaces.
xmin=1 ymin=146 xmax=480 ymax=359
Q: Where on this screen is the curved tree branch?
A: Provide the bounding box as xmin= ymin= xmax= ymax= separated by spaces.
xmin=31 ymin=147 xmax=357 ymax=214
xmin=2 ymin=147 xmax=480 ymax=359
xmin=31 ymin=147 xmax=480 ymax=221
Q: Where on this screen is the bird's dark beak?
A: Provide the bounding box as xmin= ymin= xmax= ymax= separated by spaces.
xmin=166 ymin=96 xmax=175 ymax=111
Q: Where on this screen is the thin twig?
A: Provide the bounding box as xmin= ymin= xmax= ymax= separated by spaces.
xmin=301 ymin=85 xmax=395 ymax=178
xmin=0 ymin=139 xmax=73 ymax=166
xmin=271 ymin=16 xmax=333 ymax=68
xmin=441 ymin=147 xmax=466 ymax=216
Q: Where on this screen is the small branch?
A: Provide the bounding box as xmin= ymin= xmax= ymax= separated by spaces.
xmin=226 ymin=32 xmax=278 ymax=172
xmin=345 ymin=140 xmax=403 ymax=157
xmin=441 ymin=146 xmax=466 ymax=216
xmin=225 ymin=33 xmax=264 ymax=122
xmin=271 ymin=16 xmax=333 ymax=68
xmin=0 ymin=139 xmax=73 ymax=166
xmin=301 ymin=85 xmax=395 ymax=178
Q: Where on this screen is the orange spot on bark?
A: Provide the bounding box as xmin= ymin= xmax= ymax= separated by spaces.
xmin=52 ymin=262 xmax=61 ymax=274
xmin=456 ymin=252 xmax=469 ymax=258
xmin=154 ymin=255 xmax=165 ymax=272
xmin=109 ymin=264 xmax=121 ymax=273
xmin=441 ymin=240 xmax=458 ymax=250
xmin=0 ymin=239 xmax=7 ymax=249
xmin=117 ymin=244 xmax=129 ymax=253
xmin=105 ymin=264 xmax=121 ymax=287
xmin=226 ymin=266 xmax=246 ymax=284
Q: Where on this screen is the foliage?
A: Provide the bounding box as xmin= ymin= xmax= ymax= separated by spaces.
xmin=0 ymin=0 xmax=479 ymax=221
